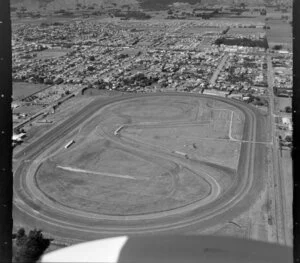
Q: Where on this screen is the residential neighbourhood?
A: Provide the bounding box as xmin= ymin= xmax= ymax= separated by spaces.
xmin=9 ymin=1 xmax=293 ymax=262
xmin=12 ymin=18 xmax=293 ymax=147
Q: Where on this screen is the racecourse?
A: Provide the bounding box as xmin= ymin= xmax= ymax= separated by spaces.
xmin=13 ymin=93 xmax=268 ymax=241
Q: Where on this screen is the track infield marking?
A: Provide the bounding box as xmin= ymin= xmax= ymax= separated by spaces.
xmin=57 ymin=166 xmax=137 ymax=180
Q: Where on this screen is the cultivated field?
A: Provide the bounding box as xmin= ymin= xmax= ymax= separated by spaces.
xmin=35 ymin=95 xmax=245 ymax=216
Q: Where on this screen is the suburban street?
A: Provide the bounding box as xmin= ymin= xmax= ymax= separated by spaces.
xmin=209 ymin=53 xmax=229 ymax=86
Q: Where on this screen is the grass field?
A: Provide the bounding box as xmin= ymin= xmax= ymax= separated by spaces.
xmin=275 ymin=97 xmax=291 ymax=112
xmin=35 ymin=95 xmax=245 ymax=216
xmin=35 ymin=49 xmax=70 ymax=59
xmin=184 ymin=27 xmax=224 ymax=34
xmin=228 ymin=28 xmax=265 ymax=35
xmin=266 ymin=21 xmax=292 ymax=47
xmin=13 ymin=82 xmax=49 ymax=100
xmin=281 ymin=150 xmax=293 ymax=246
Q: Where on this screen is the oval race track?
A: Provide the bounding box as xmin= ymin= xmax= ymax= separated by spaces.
xmin=13 ymin=93 xmax=267 ymax=242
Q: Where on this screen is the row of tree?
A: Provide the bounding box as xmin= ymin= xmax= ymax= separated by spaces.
xmin=215 ymin=37 xmax=269 ymax=49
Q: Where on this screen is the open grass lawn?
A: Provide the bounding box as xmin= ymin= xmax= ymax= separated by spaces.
xmin=281 ymin=150 xmax=293 ymax=245
xmin=36 ymin=149 xmax=212 ymax=215
xmin=13 ymin=82 xmax=49 ymax=100
xmin=35 ymin=49 xmax=70 ymax=59
xmin=266 ymin=21 xmax=292 ymax=46
xmin=185 ymin=27 xmax=223 ymax=34
xmin=228 ymin=27 xmax=265 ymax=35
xmin=275 ymin=97 xmax=292 ymax=112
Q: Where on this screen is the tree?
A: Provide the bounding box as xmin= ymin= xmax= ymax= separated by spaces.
xmin=20 ymin=6 xmax=27 ymax=13
xmin=15 ymin=228 xmax=26 ymax=247
xmin=16 ymin=228 xmax=25 ymax=239
xmin=285 ymin=106 xmax=292 ymax=113
xmin=13 ymin=229 xmax=51 ymax=263
xmin=273 ymin=44 xmax=283 ymax=50
xmin=285 ymin=135 xmax=292 ymax=142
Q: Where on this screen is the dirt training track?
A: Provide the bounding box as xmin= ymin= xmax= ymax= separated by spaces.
xmin=13 ymin=93 xmax=268 ymax=241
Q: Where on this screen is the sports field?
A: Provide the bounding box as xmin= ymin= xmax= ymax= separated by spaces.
xmin=35 ymin=95 xmax=245 ymax=216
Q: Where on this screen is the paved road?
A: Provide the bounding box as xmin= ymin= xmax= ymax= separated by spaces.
xmin=209 ymin=54 xmax=229 ymax=86
xmin=267 ymin=54 xmax=289 ymax=245
xmin=13 ymin=93 xmax=267 ymax=242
